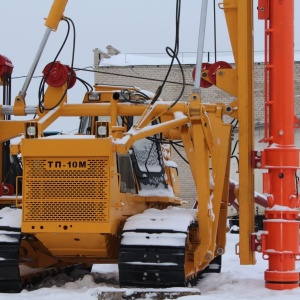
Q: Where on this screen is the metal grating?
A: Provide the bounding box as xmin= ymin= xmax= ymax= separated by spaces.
xmin=24 ymin=201 xmax=108 ymax=222
xmin=25 ymin=180 xmax=108 ymax=200
xmin=23 ymin=157 xmax=110 ymax=222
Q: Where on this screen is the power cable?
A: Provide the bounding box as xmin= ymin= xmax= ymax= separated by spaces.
xmin=150 ymin=0 xmax=186 ymax=107
xmin=38 ymin=18 xmax=71 ymax=112
xmin=77 ymin=67 xmax=194 ymax=87
xmin=119 ymin=89 xmax=149 ymax=104
xmin=171 ymin=143 xmax=189 ymax=164
xmin=74 ymin=76 xmax=93 ymax=92
xmin=38 ymin=17 xmax=77 ymax=112
xmin=10 ymin=67 xmax=194 ymax=87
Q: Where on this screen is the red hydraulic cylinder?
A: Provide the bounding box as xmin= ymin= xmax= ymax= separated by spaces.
xmin=258 ymin=0 xmax=300 ymax=290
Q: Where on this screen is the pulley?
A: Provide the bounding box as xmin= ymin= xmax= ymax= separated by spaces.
xmin=208 ymin=61 xmax=232 ymax=85
xmin=0 ymin=183 xmax=14 ymax=197
xmin=0 ymin=55 xmax=14 ymax=78
xmin=192 ymin=63 xmax=213 ymax=88
xmin=42 ymin=61 xmax=76 ymax=88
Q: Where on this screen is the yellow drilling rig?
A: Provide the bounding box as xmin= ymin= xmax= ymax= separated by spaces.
xmin=0 ymin=0 xmax=299 ymax=294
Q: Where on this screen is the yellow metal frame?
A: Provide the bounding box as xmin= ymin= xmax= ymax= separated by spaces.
xmin=222 ymin=0 xmax=255 ymax=264
xmin=0 ymin=0 xmax=256 ymax=273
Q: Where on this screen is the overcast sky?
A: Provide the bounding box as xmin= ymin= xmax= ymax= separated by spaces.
xmin=1 ymin=0 xmax=300 ymax=112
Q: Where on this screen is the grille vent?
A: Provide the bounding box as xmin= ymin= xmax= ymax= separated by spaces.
xmin=24 ymin=201 xmax=108 ymax=222
xmin=23 ymin=157 xmax=109 ymax=222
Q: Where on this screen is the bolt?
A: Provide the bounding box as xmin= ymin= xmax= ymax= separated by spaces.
xmin=205 ymin=253 xmax=212 ymax=260
xmin=144 ymin=272 xmax=147 ymax=276
xmin=279 ymin=130 xmax=284 ymax=136
xmin=279 ymin=173 xmax=284 ymax=178
xmin=157 ymin=260 xmax=160 ymax=263
xmin=225 ymin=106 xmax=233 ymax=113
xmin=256 ymin=235 xmax=261 ymax=241
xmin=202 ymin=72 xmax=207 ymax=77
xmin=144 ymin=254 xmax=147 ymax=258
xmin=256 ymin=162 xmax=262 ymax=168
xmin=142 ymin=277 xmax=146 ymax=281
xmin=218 ymin=71 xmax=223 ymax=76
xmin=16 ymin=97 xmax=20 ymax=102
xmin=256 ymin=151 xmax=262 ymax=157
xmin=217 ymin=248 xmax=223 ymax=255
xmin=156 ymin=255 xmax=159 ymax=258
xmin=260 ymin=7 xmax=265 ymax=11
xmin=256 ymin=245 xmax=262 ymax=252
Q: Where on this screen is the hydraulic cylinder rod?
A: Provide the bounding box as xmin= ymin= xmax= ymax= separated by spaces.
xmin=258 ymin=0 xmax=300 ymax=290
xmin=18 ymin=0 xmax=68 ymax=99
xmin=18 ymin=29 xmax=51 ymax=98
xmin=193 ymin=0 xmax=208 ymax=93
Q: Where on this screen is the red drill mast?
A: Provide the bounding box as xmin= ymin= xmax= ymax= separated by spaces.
xmin=255 ymin=0 xmax=300 ymax=290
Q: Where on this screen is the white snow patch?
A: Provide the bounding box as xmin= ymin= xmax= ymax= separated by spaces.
xmin=0 ymin=235 xmax=18 ymax=243
xmin=123 ymin=261 xmax=178 ymax=266
xmin=210 ymin=174 xmax=215 ymax=188
xmin=266 ymin=204 xmax=298 ymax=211
xmin=173 ymin=111 xmax=185 ymax=119
xmin=254 ymin=230 xmax=269 ymax=237
xmin=0 ymin=207 xmax=21 ymax=228
xmin=138 ymin=185 xmax=175 ymax=197
xmin=208 ymin=193 xmax=215 ymax=221
xmin=122 ymin=207 xmax=197 ymax=233
xmin=164 ymin=159 xmax=178 ymax=168
xmin=208 ymin=263 xmax=221 ymax=270
xmin=230 ymin=225 xmax=239 ymax=233
xmin=121 ymin=231 xmax=187 ymax=247
xmin=254 ymin=191 xmax=267 ymax=200
xmin=0 ymin=230 xmax=19 ymax=235
xmin=229 ymin=178 xmax=239 ymax=187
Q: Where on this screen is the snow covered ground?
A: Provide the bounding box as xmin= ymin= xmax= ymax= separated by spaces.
xmin=0 ymin=233 xmax=299 ymax=300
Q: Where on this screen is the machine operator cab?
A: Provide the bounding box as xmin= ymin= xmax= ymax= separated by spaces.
xmin=78 ymin=115 xmax=177 ymax=198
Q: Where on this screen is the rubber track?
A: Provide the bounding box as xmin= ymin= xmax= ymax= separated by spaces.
xmin=0 ymin=226 xmax=22 ymax=293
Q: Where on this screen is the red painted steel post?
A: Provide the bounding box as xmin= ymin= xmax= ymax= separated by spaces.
xmin=260 ymin=0 xmax=300 ymax=290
